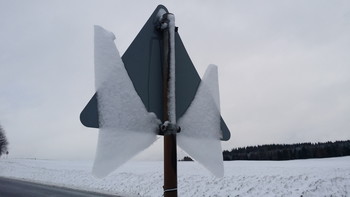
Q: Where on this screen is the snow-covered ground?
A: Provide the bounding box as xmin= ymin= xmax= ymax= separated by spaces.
xmin=0 ymin=157 xmax=349 ymax=196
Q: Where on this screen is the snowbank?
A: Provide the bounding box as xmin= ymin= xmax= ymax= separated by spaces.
xmin=0 ymin=157 xmax=349 ymax=196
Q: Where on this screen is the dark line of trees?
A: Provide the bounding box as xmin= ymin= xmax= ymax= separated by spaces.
xmin=0 ymin=124 xmax=9 ymax=157
xmin=179 ymin=156 xmax=194 ymax=161
xmin=223 ymin=140 xmax=350 ymax=161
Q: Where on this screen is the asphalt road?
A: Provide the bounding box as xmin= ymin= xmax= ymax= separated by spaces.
xmin=0 ymin=177 xmax=119 ymax=197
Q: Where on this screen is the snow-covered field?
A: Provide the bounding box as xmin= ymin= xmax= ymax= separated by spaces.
xmin=0 ymin=157 xmax=349 ymax=197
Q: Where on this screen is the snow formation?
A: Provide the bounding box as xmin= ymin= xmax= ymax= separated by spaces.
xmin=93 ymin=25 xmax=159 ymax=178
xmin=167 ymin=13 xmax=176 ymax=124
xmin=178 ymin=65 xmax=224 ymax=177
xmin=92 ymin=25 xmax=224 ymax=178
xmin=1 ymin=157 xmax=350 ymax=196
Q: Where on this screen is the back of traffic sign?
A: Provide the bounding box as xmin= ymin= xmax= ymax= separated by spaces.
xmin=80 ymin=5 xmax=230 ymax=141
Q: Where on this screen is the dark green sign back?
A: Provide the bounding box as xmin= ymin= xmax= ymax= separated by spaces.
xmin=80 ymin=5 xmax=231 ymax=141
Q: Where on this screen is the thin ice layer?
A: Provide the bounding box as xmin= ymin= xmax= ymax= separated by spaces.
xmin=178 ymin=64 xmax=224 ymax=177
xmin=93 ymin=25 xmax=159 ymax=178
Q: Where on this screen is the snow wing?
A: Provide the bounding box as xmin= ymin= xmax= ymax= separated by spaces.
xmin=92 ymin=26 xmax=159 ymax=178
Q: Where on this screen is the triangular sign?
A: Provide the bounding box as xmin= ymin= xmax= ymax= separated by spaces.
xmin=80 ymin=5 xmax=230 ymax=141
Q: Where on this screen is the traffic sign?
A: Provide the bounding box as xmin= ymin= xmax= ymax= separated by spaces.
xmin=80 ymin=5 xmax=230 ymax=140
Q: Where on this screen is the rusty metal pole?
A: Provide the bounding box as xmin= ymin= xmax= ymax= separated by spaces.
xmin=161 ymin=13 xmax=178 ymax=197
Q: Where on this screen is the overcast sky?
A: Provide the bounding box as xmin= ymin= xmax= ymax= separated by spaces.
xmin=1 ymin=0 xmax=349 ymax=160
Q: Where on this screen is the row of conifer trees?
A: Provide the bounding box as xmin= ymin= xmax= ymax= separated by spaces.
xmin=223 ymin=140 xmax=350 ymax=161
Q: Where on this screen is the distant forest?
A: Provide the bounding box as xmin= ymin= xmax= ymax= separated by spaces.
xmin=223 ymin=140 xmax=350 ymax=161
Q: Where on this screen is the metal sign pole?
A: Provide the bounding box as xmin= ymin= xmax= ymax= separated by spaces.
xmin=161 ymin=13 xmax=178 ymax=197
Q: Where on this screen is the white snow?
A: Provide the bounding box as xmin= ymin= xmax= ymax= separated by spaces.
xmin=178 ymin=65 xmax=224 ymax=177
xmin=156 ymin=8 xmax=167 ymax=23
xmin=167 ymin=13 xmax=176 ymax=124
xmin=1 ymin=157 xmax=350 ymax=196
xmin=93 ymin=25 xmax=159 ymax=178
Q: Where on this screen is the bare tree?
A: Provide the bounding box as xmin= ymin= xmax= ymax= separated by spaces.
xmin=0 ymin=124 xmax=9 ymax=157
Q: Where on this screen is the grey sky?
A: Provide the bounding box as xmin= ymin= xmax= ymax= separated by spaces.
xmin=1 ymin=1 xmax=349 ymax=160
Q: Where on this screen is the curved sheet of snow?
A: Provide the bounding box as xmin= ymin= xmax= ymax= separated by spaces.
xmin=178 ymin=64 xmax=224 ymax=177
xmin=93 ymin=25 xmax=159 ymax=178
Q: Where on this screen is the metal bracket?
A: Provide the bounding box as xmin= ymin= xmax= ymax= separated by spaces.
xmin=157 ymin=13 xmax=178 ymax=32
xmin=163 ymin=187 xmax=177 ymax=193
xmin=159 ymin=121 xmax=181 ymax=135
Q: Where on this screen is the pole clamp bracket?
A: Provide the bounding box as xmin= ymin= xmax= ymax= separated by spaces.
xmin=163 ymin=187 xmax=177 ymax=193
xmin=159 ymin=121 xmax=181 ymax=135
xmin=157 ymin=13 xmax=178 ymax=32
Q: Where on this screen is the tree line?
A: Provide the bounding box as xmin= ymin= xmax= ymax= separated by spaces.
xmin=0 ymin=124 xmax=9 ymax=157
xmin=223 ymin=140 xmax=350 ymax=161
